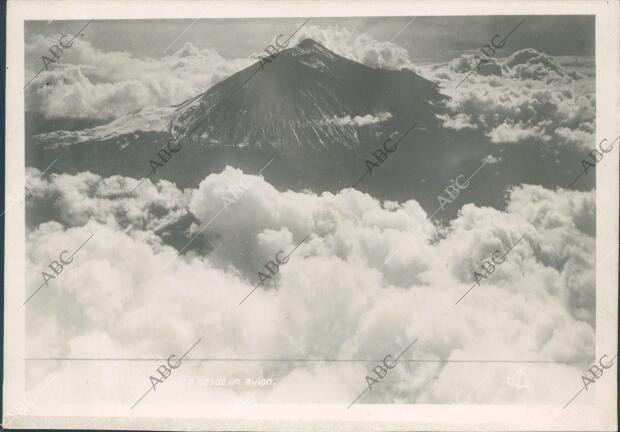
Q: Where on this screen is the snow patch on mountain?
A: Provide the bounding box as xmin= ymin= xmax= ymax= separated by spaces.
xmin=292 ymin=39 xmax=339 ymax=61
xmin=33 ymin=106 xmax=175 ymax=148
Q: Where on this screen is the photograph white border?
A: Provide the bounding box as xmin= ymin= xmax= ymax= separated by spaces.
xmin=4 ymin=0 xmax=619 ymax=430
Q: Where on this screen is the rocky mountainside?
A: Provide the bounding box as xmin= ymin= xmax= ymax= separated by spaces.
xmin=168 ymin=38 xmax=444 ymax=151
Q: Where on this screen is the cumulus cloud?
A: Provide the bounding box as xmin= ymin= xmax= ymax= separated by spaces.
xmin=448 ymin=54 xmax=503 ymax=77
xmin=26 ymin=170 xmax=192 ymax=235
xmin=436 ymin=113 xmax=477 ymax=130
xmin=25 ymin=36 xmax=252 ymax=120
xmin=25 ymin=168 xmax=595 ymax=409
xmin=424 ymin=49 xmax=595 ymax=149
xmin=290 ymin=24 xmax=416 ymax=71
xmin=327 ymin=112 xmax=393 ymax=127
xmin=487 ymin=121 xmax=549 ymax=144
xmin=437 ymin=48 xmax=583 ymax=84
xmin=505 ymin=49 xmax=582 ymax=81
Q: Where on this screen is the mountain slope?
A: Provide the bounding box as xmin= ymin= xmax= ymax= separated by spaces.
xmin=33 ymin=107 xmax=174 ymax=148
xmin=169 ymin=38 xmax=445 ymax=151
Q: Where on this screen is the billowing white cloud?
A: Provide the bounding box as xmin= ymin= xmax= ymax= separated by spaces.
xmin=289 ymin=24 xmax=416 ymax=71
xmin=26 ymin=170 xmax=191 ymax=234
xmin=487 ymin=121 xmax=549 ymax=144
xmin=505 ymin=49 xmax=582 ymax=81
xmin=424 ymin=49 xmax=595 ymax=149
xmin=25 ymin=168 xmax=595 ymax=409
xmin=438 ymin=48 xmax=584 ymax=83
xmin=328 ymin=112 xmax=393 ymax=127
xmin=436 ymin=112 xmax=477 ymax=130
xmin=25 ymin=36 xmax=252 ymax=120
xmin=448 ymin=54 xmax=503 ymax=77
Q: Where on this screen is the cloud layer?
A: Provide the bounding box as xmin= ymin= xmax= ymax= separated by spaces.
xmin=25 ymin=36 xmax=252 ymax=120
xmin=327 ymin=112 xmax=393 ymax=127
xmin=291 ymin=24 xmax=416 ymax=71
xmin=422 ymin=49 xmax=595 ymax=150
xmin=25 ymin=168 xmax=595 ymax=408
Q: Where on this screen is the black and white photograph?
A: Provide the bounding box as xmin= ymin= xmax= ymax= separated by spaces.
xmin=3 ymin=0 xmax=619 ymax=430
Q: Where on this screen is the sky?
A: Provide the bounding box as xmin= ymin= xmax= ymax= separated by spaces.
xmin=25 ymin=15 xmax=594 ymax=64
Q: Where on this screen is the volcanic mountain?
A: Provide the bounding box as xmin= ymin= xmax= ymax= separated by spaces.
xmin=168 ymin=38 xmax=444 ymax=150
xmin=28 ymin=38 xmax=450 ymax=196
